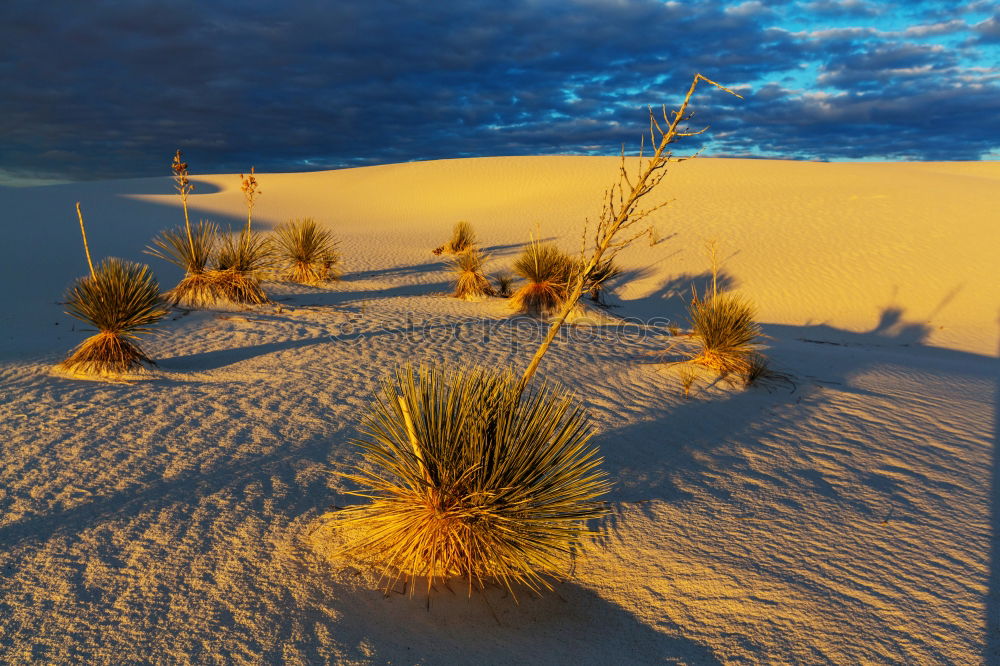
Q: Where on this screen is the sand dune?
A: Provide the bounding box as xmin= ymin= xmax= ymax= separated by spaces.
xmin=0 ymin=157 xmax=997 ymax=663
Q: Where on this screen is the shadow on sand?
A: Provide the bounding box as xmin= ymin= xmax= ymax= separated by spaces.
xmin=988 ymin=313 xmax=1000 ymax=662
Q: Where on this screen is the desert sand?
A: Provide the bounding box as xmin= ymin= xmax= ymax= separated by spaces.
xmin=0 ymin=156 xmax=997 ymax=663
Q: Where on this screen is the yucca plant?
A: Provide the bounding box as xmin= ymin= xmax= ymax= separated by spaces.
xmin=741 ymin=352 xmax=794 ymax=391
xmin=145 ymin=151 xmax=227 ymax=308
xmin=674 ymin=362 xmax=699 ymax=398
xmin=509 ymin=240 xmax=577 ymax=316
xmin=215 ymin=227 xmax=272 ymax=304
xmin=61 ymin=204 xmax=167 ymax=377
xmin=146 ymin=220 xmax=222 ymax=307
xmin=686 ymin=287 xmax=761 ymax=377
xmin=433 ymin=221 xmax=477 ymax=255
xmin=494 ymin=272 xmax=514 ymax=298
xmin=451 ymin=249 xmax=494 ymax=300
xmin=273 ymin=218 xmax=340 ymax=285
xmin=584 ymin=257 xmax=621 ymax=304
xmin=337 ymin=365 xmax=609 ymax=598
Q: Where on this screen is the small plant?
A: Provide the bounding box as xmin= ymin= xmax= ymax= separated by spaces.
xmin=494 ymin=272 xmax=514 ymax=298
xmin=146 ymin=220 xmax=222 ymax=307
xmin=678 ymin=239 xmax=763 ymax=378
xmin=674 ymin=363 xmax=699 ymax=397
xmin=509 ymin=240 xmax=576 ymax=316
xmin=686 ymin=288 xmax=761 ymax=377
xmin=584 ymin=257 xmax=621 ymax=304
xmin=741 ymin=352 xmax=794 ymax=391
xmin=648 ymin=226 xmax=663 ymax=246
xmin=337 ymin=365 xmax=609 ymax=598
xmin=215 ymin=227 xmax=272 ymax=304
xmin=433 ymin=221 xmax=476 ymax=255
xmin=451 ymin=249 xmax=494 ymax=300
xmin=61 ymin=203 xmax=167 ymax=377
xmin=273 ymin=218 xmax=341 ymax=285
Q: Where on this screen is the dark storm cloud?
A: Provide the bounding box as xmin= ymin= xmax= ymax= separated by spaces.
xmin=1 ymin=0 xmax=997 ymax=183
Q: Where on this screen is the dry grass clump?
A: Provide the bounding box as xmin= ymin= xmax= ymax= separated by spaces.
xmin=686 ymin=288 xmax=761 ymax=378
xmin=584 ymin=257 xmax=621 ymax=303
xmin=741 ymin=352 xmax=794 ymax=391
xmin=674 ymin=363 xmax=699 ymax=397
xmin=509 ymin=240 xmax=577 ymax=316
xmin=61 ymin=257 xmax=167 ymax=377
xmin=494 ymin=272 xmax=514 ymax=298
xmin=273 ymin=218 xmax=341 ymax=285
xmin=337 ymin=365 xmax=609 ymax=598
xmin=146 ymin=221 xmax=223 ymax=307
xmin=215 ymin=228 xmax=272 ymax=304
xmin=451 ymin=249 xmax=494 ymax=300
xmin=433 ymin=221 xmax=477 ymax=255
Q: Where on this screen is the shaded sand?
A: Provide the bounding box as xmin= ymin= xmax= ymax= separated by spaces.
xmin=0 ymin=157 xmax=997 ymax=663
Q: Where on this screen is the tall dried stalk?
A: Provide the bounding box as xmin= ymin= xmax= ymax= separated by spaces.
xmin=240 ymin=167 xmax=261 ymax=232
xmin=75 ymin=202 xmax=95 ymax=279
xmin=518 ymin=73 xmax=742 ymax=390
xmin=172 ymin=150 xmax=195 ymax=260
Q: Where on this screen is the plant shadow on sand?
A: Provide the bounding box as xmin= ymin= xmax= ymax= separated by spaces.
xmin=587 ymin=300 xmax=998 ymax=660
xmin=989 ymin=312 xmax=1000 ymax=663
xmin=602 ymin=301 xmax=970 ymax=506
xmin=290 ymin=561 xmax=724 ymax=664
xmin=604 ymin=270 xmax=738 ymax=322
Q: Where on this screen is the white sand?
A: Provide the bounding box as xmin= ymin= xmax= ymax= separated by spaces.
xmin=0 ymin=156 xmax=997 ymax=663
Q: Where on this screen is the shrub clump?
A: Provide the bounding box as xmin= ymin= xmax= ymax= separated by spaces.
xmin=509 ymin=241 xmax=577 ymax=316
xmin=146 ymin=220 xmax=224 ymax=307
xmin=337 ymin=365 xmax=610 ymax=597
xmin=61 ymin=258 xmax=167 ymax=377
xmin=687 ymin=288 xmax=761 ymax=378
xmin=494 ymin=272 xmax=514 ymax=298
xmin=584 ymin=257 xmax=621 ymax=304
xmin=451 ymin=249 xmax=494 ymax=300
xmin=214 ymin=228 xmax=273 ymax=304
xmin=273 ymin=218 xmax=341 ymax=285
xmin=433 ymin=221 xmax=477 ymax=255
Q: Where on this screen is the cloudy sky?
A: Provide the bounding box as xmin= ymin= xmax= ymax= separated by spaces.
xmin=2 ymin=0 xmax=998 ymax=184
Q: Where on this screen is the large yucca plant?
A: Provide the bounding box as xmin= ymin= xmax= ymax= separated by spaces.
xmin=451 ymin=249 xmax=494 ymax=300
xmin=146 ymin=220 xmax=223 ymax=307
xmin=338 ymin=365 xmax=609 ymax=598
xmin=686 ymin=288 xmax=761 ymax=377
xmin=433 ymin=221 xmax=477 ymax=255
xmin=215 ymin=227 xmax=272 ymax=304
xmin=273 ymin=218 xmax=340 ymax=285
xmin=61 ymin=204 xmax=167 ymax=376
xmin=509 ymin=240 xmax=577 ymax=316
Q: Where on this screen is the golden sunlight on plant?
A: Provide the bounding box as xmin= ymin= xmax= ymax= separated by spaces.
xmin=61 ymin=203 xmax=166 ymax=377
xmin=433 ymin=220 xmax=477 ymax=255
xmin=273 ymin=218 xmax=341 ymax=285
xmin=509 ymin=239 xmax=576 ymax=316
xmin=336 ymin=365 xmax=610 ymax=598
xmin=215 ymin=226 xmax=273 ymax=304
xmin=450 ymin=248 xmax=494 ymax=300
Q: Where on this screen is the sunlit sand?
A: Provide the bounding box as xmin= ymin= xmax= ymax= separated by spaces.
xmin=0 ymin=156 xmax=996 ymax=662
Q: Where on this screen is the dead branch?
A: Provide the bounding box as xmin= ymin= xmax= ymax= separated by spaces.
xmin=518 ymin=73 xmax=742 ymax=390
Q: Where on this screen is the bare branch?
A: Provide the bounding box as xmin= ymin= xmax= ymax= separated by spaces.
xmin=518 ymin=73 xmax=742 ymax=390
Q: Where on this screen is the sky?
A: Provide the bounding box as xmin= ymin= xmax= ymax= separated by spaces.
xmin=1 ymin=0 xmax=998 ymax=184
